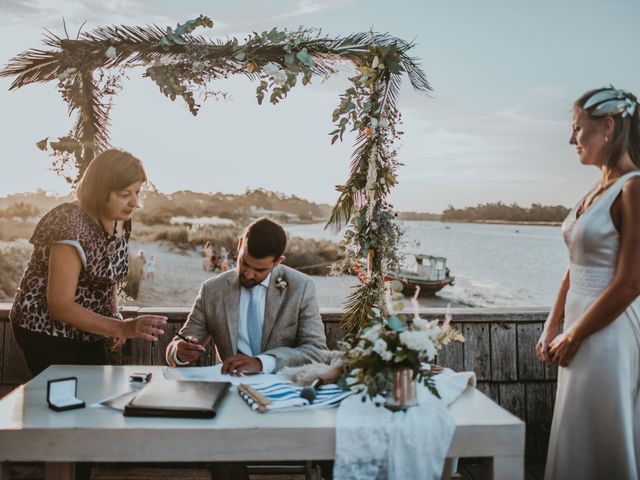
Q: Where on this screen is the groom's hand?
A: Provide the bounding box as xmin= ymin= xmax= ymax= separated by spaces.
xmin=176 ymin=336 xmax=206 ymax=363
xmin=222 ymin=354 xmax=262 ymax=375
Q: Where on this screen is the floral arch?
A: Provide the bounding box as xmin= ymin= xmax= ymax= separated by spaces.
xmin=0 ymin=15 xmax=431 ymax=332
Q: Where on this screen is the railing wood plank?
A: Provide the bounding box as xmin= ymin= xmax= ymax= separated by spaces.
xmin=491 ymin=323 xmax=517 ymax=381
xmin=517 ymin=324 xmax=545 ymax=380
xmin=463 ymin=323 xmax=491 ymax=381
xmin=499 ymin=382 xmax=526 ymax=421
xmin=2 ymin=323 xmax=30 ymax=384
xmin=438 ymin=322 xmax=464 ymax=372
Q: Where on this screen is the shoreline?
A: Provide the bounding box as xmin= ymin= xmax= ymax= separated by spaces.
xmin=438 ymin=219 xmax=562 ymax=227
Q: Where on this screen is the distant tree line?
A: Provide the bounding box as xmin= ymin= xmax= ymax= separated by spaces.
xmin=0 ymin=202 xmax=40 ymax=219
xmin=136 ymin=188 xmax=332 ymax=225
xmin=441 ymin=202 xmax=570 ymax=223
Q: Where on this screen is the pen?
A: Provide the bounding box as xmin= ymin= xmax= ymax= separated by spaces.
xmin=176 ymin=332 xmax=194 ymax=343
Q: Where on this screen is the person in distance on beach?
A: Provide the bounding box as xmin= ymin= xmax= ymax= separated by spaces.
xmin=10 ymin=149 xmax=167 ymax=377
xmin=536 ymin=87 xmax=640 ymax=479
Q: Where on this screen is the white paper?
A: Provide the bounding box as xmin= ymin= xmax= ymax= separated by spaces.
xmin=163 ymin=364 xmax=287 ymax=386
xmin=91 ymin=389 xmax=138 ymax=410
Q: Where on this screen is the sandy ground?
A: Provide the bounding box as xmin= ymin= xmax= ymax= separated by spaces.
xmin=130 ymin=241 xmax=457 ymax=309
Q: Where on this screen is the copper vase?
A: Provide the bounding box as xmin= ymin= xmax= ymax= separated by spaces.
xmin=384 ymin=367 xmax=418 ymax=411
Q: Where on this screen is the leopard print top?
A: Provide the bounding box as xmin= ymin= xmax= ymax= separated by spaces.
xmin=9 ymin=202 xmax=130 ymax=342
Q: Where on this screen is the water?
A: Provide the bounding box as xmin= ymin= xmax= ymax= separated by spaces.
xmin=284 ymin=221 xmax=568 ymax=308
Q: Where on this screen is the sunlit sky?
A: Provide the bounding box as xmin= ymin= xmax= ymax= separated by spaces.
xmin=1 ymin=0 xmax=639 ymax=213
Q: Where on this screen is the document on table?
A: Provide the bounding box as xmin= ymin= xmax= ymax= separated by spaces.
xmin=91 ymin=389 xmax=138 ymax=411
xmin=163 ymin=364 xmax=288 ymax=386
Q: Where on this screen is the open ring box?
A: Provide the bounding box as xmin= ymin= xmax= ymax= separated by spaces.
xmin=47 ymin=377 xmax=85 ymax=412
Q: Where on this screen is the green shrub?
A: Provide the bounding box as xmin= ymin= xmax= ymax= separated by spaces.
xmin=0 ymin=240 xmax=32 ymax=301
xmin=124 ymin=253 xmax=145 ymax=299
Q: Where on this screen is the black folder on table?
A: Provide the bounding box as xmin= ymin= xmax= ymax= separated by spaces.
xmin=124 ymin=380 xmax=231 ymax=418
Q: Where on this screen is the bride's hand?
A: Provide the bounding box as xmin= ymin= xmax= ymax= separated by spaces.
xmin=548 ymin=329 xmax=582 ymax=367
xmin=536 ymin=326 xmax=559 ymax=364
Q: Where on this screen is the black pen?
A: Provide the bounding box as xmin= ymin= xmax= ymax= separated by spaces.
xmin=176 ymin=332 xmax=194 ymax=343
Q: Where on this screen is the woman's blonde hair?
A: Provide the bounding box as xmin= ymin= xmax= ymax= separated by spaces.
xmin=76 ymin=149 xmax=147 ymax=218
xmin=575 ymin=87 xmax=640 ymax=169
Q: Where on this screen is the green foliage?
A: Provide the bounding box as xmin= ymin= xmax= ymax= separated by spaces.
xmin=160 ymin=15 xmax=214 ymax=47
xmin=0 ymin=240 xmax=31 ymax=301
xmin=145 ymin=64 xmax=200 ymax=115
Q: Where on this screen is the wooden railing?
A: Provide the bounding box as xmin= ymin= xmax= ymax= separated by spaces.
xmin=0 ymin=303 xmax=554 ymax=463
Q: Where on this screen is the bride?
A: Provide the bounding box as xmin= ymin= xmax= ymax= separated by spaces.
xmin=536 ymin=87 xmax=640 ymax=479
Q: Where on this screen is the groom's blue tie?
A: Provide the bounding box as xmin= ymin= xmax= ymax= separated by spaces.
xmin=247 ymin=286 xmax=263 ymax=356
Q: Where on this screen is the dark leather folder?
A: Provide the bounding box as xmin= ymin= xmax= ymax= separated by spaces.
xmin=124 ymin=380 xmax=231 ymax=418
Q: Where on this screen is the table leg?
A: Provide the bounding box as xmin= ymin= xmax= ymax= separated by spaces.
xmin=487 ymin=455 xmax=524 ymax=480
xmin=45 ymin=462 xmax=75 ymax=480
xmin=0 ymin=462 xmax=10 ymax=480
xmin=440 ymin=458 xmax=453 ymax=480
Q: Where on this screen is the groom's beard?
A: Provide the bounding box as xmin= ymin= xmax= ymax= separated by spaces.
xmin=239 ymin=273 xmax=259 ymax=288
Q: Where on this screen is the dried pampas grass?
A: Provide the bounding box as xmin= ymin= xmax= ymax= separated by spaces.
xmin=280 ymin=351 xmax=346 ymax=385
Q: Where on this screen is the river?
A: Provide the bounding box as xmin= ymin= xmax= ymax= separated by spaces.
xmin=284 ymin=220 xmax=568 ymax=308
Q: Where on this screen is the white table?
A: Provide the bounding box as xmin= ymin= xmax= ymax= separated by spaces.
xmin=0 ymin=365 xmax=524 ymax=480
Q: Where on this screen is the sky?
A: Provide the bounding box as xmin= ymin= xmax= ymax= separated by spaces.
xmin=1 ymin=0 xmax=639 ymax=213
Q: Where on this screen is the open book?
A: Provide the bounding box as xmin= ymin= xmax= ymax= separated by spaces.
xmin=238 ymin=381 xmax=353 ymax=412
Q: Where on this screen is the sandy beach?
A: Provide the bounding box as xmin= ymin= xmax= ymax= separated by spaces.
xmin=130 ymin=241 xmax=457 ymax=309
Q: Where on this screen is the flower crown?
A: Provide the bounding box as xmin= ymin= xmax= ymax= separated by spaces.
xmin=583 ymin=88 xmax=637 ymax=118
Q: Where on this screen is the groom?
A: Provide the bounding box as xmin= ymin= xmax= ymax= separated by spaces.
xmin=165 ymin=217 xmax=328 ymax=373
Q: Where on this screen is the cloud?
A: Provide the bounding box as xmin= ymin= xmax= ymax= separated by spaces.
xmin=0 ymin=0 xmax=176 ymax=29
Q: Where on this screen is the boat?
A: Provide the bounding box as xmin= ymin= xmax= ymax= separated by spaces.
xmin=386 ymin=254 xmax=455 ymax=297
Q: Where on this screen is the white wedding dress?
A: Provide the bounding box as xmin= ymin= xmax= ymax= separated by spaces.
xmin=545 ymin=172 xmax=640 ymax=479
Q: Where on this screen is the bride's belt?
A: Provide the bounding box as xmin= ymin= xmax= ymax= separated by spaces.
xmin=569 ymin=264 xmax=615 ymax=297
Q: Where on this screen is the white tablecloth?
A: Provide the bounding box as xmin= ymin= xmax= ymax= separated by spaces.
xmin=334 ymin=369 xmax=476 ymax=480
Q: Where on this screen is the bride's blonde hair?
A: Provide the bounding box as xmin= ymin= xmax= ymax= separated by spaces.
xmin=575 ymin=87 xmax=640 ymax=169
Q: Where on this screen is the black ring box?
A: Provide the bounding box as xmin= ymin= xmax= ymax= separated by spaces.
xmin=47 ymin=376 xmax=85 ymax=412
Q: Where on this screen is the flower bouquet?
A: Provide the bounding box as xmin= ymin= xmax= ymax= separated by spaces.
xmin=337 ymin=281 xmax=464 ymax=403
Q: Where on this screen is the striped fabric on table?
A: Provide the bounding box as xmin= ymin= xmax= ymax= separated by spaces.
xmin=238 ymin=382 xmax=353 ymax=412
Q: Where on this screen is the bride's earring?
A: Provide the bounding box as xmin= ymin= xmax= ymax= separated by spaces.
xmin=604 ymin=136 xmax=609 ymax=143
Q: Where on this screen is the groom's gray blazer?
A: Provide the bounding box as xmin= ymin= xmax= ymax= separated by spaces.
xmin=165 ymin=265 xmax=328 ymax=369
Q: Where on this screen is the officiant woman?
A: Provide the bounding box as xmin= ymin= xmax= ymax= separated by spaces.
xmin=9 ymin=149 xmax=167 ymax=376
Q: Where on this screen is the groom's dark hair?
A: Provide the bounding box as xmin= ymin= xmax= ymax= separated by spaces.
xmin=244 ymin=217 xmax=287 ymax=260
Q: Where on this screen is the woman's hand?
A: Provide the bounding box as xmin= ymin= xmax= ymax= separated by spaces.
xmin=536 ymin=325 xmax=560 ymax=364
xmin=120 ymin=315 xmax=167 ymax=342
xmin=548 ymin=329 xmax=582 ymax=367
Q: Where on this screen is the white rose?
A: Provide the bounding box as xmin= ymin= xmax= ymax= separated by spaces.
xmin=362 ymin=324 xmax=381 ymax=342
xmin=373 ymin=338 xmax=388 ymax=357
xmin=399 ymin=330 xmax=432 ymax=352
